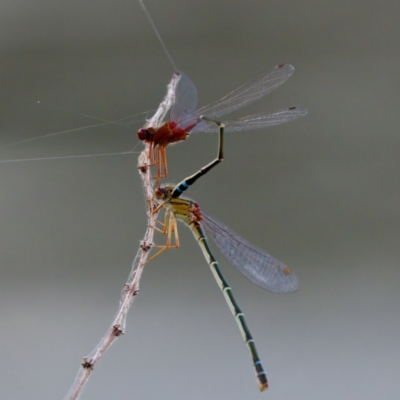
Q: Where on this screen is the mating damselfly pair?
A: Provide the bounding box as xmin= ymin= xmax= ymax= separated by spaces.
xmin=140 ymin=62 xmax=306 ymax=391
xmin=1 ymin=64 xmax=307 ymax=390
xmin=1 ymin=61 xmax=306 ymax=391
xmin=2 ymin=59 xmax=306 ymax=391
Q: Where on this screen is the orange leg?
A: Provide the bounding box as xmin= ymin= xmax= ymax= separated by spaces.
xmin=151 ymin=145 xmax=168 ymax=189
xmin=151 ymin=208 xmax=169 ymax=233
xmin=144 ymin=141 xmax=157 ymax=170
xmin=157 ymin=146 xmax=163 ymax=180
xmin=147 ymin=211 xmax=180 ymax=263
xmin=160 ymin=146 xmax=168 ymax=178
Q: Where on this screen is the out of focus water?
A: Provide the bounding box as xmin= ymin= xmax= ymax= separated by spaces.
xmin=0 ymin=1 xmax=399 ymax=399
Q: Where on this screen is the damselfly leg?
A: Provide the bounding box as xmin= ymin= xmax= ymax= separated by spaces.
xmin=147 ymin=208 xmax=180 ymax=263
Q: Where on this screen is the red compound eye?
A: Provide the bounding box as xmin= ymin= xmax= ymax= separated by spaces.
xmin=137 ymin=128 xmax=149 ymax=140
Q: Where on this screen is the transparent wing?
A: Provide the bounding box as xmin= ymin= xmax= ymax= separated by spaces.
xmin=190 ymin=107 xmax=307 ymax=133
xmin=201 ymin=211 xmax=298 ymax=293
xmin=195 ymin=64 xmax=295 ymax=119
xmin=170 ymin=72 xmax=198 ymax=124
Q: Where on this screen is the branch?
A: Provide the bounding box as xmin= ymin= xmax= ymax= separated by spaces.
xmin=63 ymin=72 xmax=181 ymax=400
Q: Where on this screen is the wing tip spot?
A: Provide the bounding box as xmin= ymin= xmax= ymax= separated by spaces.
xmin=283 ymin=266 xmax=293 ymax=275
xmin=275 ymin=265 xmax=293 ymax=275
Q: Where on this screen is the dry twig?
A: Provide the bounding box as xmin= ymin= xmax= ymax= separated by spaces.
xmin=64 ymin=73 xmax=180 ymax=400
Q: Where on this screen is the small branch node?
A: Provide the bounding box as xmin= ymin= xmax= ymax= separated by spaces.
xmin=112 ymin=325 xmax=124 ymax=337
xmin=138 ymin=164 xmax=148 ymax=173
xmin=140 ymin=240 xmax=153 ymax=251
xmin=81 ymin=358 xmax=94 ymax=370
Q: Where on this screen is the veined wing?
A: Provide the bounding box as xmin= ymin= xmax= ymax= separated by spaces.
xmin=192 ymin=107 xmax=307 ymax=133
xmin=195 ymin=64 xmax=295 ymax=120
xmin=170 ymin=72 xmax=198 ymax=124
xmin=201 ymin=211 xmax=298 ymax=293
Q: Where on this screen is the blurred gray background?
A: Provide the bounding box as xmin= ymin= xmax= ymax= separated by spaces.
xmin=0 ymin=0 xmax=399 ymax=399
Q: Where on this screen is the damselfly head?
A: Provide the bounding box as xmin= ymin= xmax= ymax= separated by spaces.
xmin=154 ymin=186 xmax=174 ymax=200
xmin=137 ymin=128 xmax=151 ymax=141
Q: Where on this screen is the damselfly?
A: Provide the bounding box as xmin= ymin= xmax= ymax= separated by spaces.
xmin=138 ymin=63 xmax=307 ymax=183
xmin=149 ymin=123 xmax=298 ymax=390
xmin=0 ymin=65 xmax=305 ymax=170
